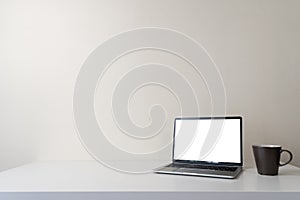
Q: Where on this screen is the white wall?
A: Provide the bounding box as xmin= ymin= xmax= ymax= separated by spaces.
xmin=0 ymin=0 xmax=299 ymax=170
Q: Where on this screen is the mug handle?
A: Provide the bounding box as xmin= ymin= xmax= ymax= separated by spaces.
xmin=279 ymin=149 xmax=293 ymax=166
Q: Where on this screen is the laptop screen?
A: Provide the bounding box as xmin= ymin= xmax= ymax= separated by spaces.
xmin=173 ymin=117 xmax=242 ymax=165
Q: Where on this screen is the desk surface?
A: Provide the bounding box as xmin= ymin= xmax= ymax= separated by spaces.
xmin=0 ymin=161 xmax=299 ymax=192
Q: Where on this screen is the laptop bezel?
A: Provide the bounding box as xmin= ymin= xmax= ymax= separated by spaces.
xmin=172 ymin=116 xmax=243 ymax=167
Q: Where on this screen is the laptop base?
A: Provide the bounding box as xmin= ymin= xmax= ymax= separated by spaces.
xmin=154 ymin=164 xmax=242 ymax=179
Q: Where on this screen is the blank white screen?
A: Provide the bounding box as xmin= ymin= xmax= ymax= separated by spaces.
xmin=174 ymin=118 xmax=241 ymax=163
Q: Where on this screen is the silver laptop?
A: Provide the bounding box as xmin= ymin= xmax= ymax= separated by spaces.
xmin=155 ymin=116 xmax=243 ymax=179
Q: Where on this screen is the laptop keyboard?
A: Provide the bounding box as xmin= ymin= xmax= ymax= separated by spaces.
xmin=170 ymin=164 xmax=238 ymax=172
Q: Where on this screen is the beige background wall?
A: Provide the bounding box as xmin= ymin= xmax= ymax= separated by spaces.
xmin=0 ymin=0 xmax=299 ymax=171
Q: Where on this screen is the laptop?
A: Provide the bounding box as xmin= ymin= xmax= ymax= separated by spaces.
xmin=154 ymin=116 xmax=243 ymax=179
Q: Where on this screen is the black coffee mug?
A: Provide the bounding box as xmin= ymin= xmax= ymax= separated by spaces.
xmin=252 ymin=145 xmax=293 ymax=175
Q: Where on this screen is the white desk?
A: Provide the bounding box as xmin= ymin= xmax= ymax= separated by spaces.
xmin=0 ymin=161 xmax=299 ymax=199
